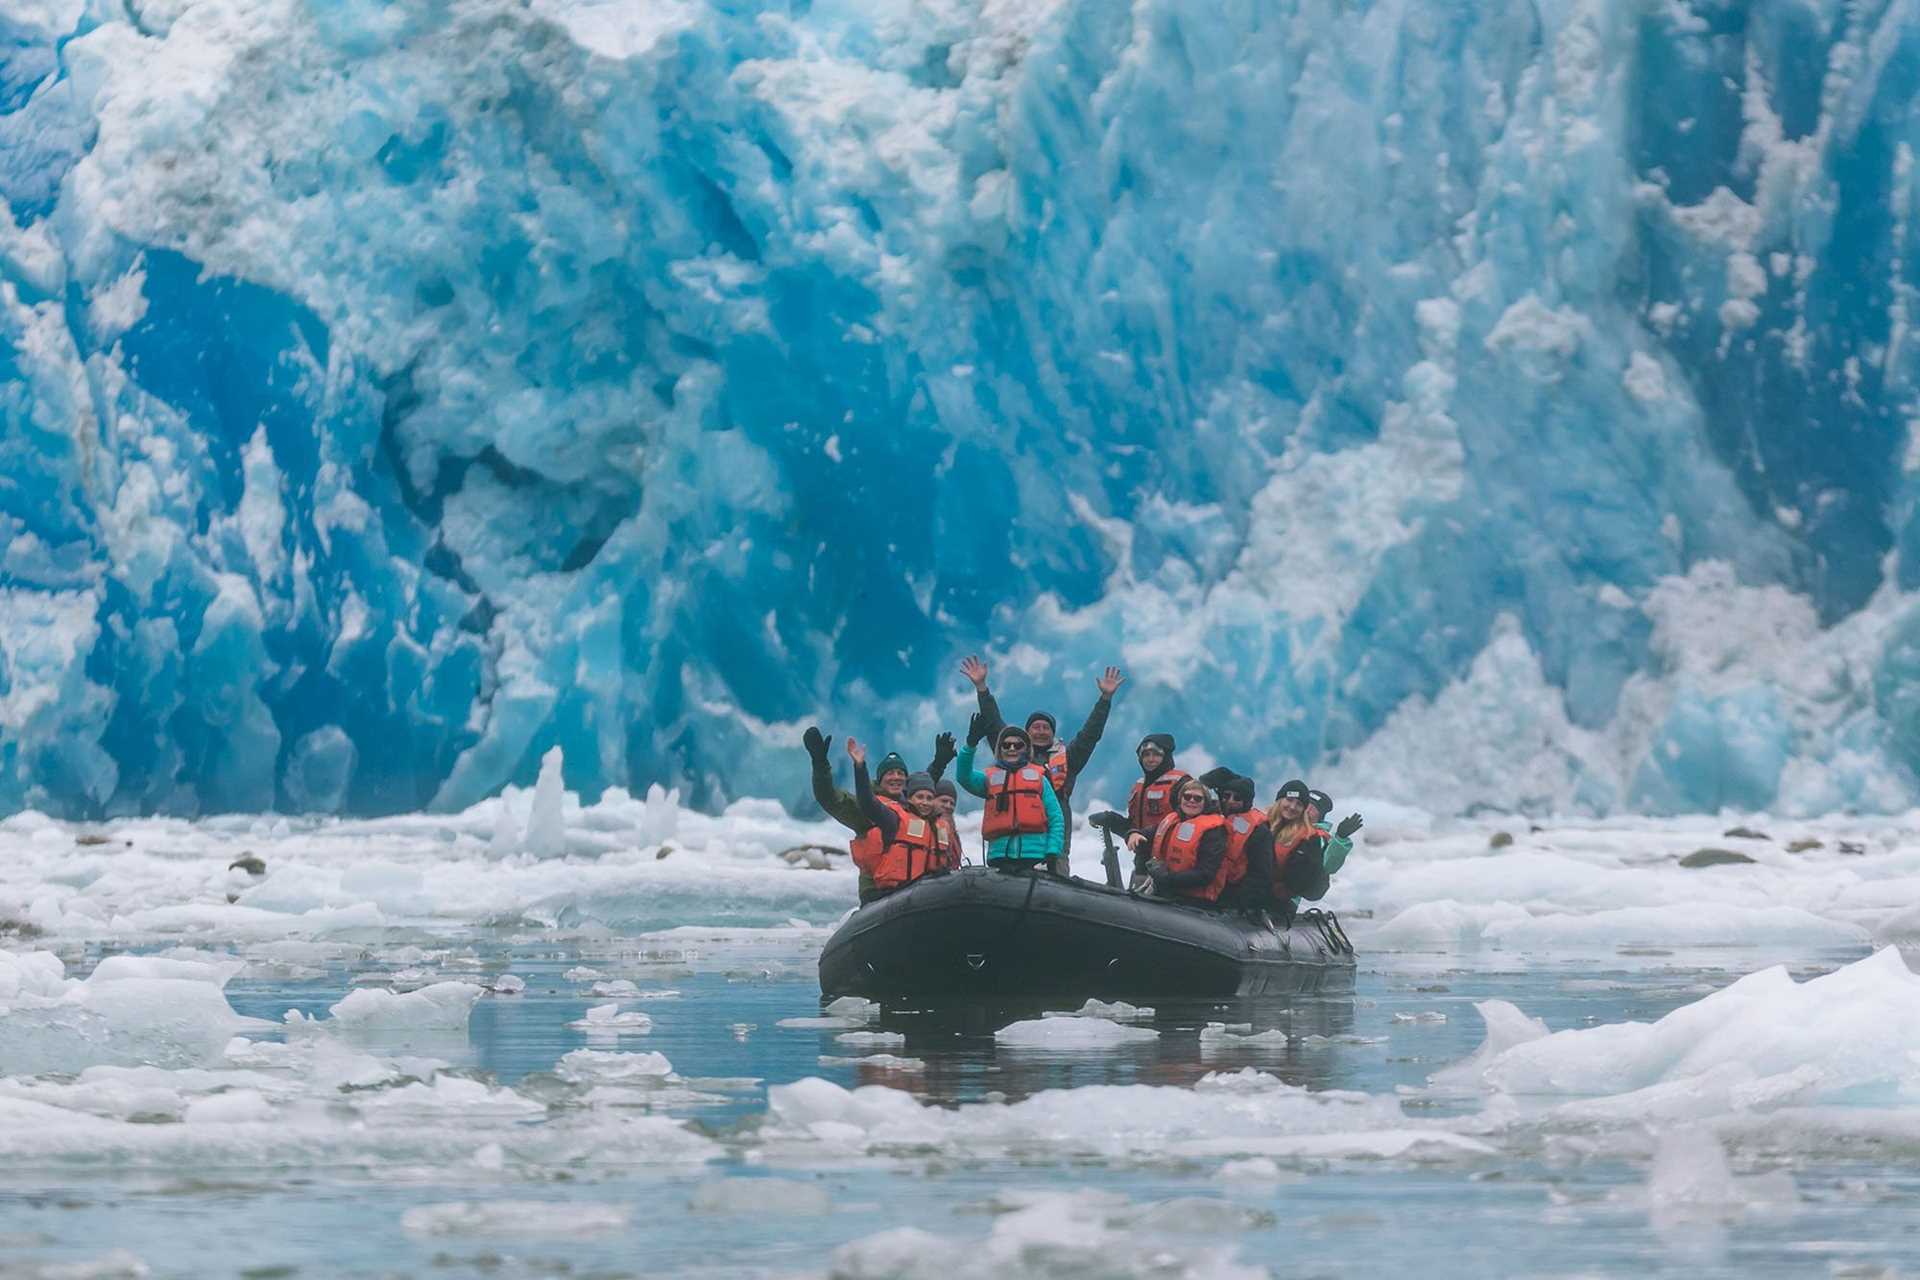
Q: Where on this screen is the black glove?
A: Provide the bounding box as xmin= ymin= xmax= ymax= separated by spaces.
xmin=933 ymin=731 xmax=956 ymax=761
xmin=1336 ymin=813 xmax=1364 ymax=839
xmin=966 ymin=712 xmax=988 ymax=747
xmin=803 ymin=726 xmax=832 ymax=762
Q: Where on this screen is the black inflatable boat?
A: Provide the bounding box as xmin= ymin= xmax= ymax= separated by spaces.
xmin=818 ymin=865 xmax=1356 ymax=1000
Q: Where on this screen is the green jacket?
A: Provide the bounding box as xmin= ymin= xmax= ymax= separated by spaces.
xmin=1315 ymin=820 xmax=1354 ymax=877
xmin=954 ymin=743 xmax=1064 ymax=862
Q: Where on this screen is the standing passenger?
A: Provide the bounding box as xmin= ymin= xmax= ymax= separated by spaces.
xmin=958 ymin=656 xmax=1125 ymax=876
xmin=955 ymin=717 xmax=1064 ymax=871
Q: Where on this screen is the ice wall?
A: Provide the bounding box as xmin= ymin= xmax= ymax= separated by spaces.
xmin=2 ymin=0 xmax=1917 ymax=818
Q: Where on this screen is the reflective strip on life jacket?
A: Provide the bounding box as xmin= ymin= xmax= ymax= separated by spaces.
xmin=875 ymin=812 xmax=948 ymax=890
xmin=1040 ymin=743 xmax=1070 ymax=799
xmin=1221 ymin=813 xmax=1264 ymax=888
xmin=1151 ymin=812 xmax=1229 ymax=902
xmin=1128 ymin=769 xmax=1191 ymax=833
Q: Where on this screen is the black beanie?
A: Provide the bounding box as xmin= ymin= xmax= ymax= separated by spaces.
xmin=1276 ymin=779 xmax=1310 ymax=803
xmin=1307 ymin=788 xmax=1333 ymax=816
xmin=1137 ymin=733 xmax=1176 ymax=759
xmin=934 ymin=778 xmax=957 ymax=799
xmin=997 ymin=725 xmax=1031 ymax=749
xmin=904 ymin=771 xmax=936 ymax=797
xmin=1219 ymin=774 xmax=1256 ymax=802
xmin=1025 ymin=710 xmax=1057 ymax=733
xmin=874 ymin=752 xmax=909 ymax=781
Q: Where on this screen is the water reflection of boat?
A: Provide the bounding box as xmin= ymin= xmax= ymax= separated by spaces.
xmin=819 ymin=865 xmax=1356 ymax=1000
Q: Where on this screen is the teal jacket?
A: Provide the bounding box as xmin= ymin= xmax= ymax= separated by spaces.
xmin=1315 ymin=821 xmax=1354 ymax=877
xmin=955 ymin=743 xmax=1064 ymax=862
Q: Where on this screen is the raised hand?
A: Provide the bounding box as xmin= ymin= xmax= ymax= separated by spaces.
xmin=1095 ymin=665 xmax=1125 ymax=697
xmin=959 ymin=654 xmax=990 ymax=691
xmin=1336 ymin=813 xmax=1364 ymax=839
xmin=934 ymin=731 xmax=956 ymax=758
xmin=845 ymin=737 xmax=866 ymax=767
xmin=803 ymin=726 xmax=831 ymax=760
xmin=966 ymin=712 xmax=988 ymax=747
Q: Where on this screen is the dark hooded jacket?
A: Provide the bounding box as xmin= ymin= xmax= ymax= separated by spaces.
xmin=970 ymin=682 xmax=1115 ymax=856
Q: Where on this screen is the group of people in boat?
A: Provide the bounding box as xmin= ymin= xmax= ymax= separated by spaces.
xmin=805 ymin=656 xmax=1363 ymax=919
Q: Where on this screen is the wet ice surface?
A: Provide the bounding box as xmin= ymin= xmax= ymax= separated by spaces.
xmin=4 ymin=800 xmax=1920 ymax=1277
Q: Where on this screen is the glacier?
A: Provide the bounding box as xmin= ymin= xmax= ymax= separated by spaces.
xmin=1 ymin=0 xmax=1918 ymax=819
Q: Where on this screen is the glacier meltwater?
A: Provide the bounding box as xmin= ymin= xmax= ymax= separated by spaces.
xmin=3 ymin=0 xmax=1920 ymax=820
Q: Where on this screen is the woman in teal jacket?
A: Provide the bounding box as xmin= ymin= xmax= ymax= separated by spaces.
xmin=954 ymin=717 xmax=1064 ymax=868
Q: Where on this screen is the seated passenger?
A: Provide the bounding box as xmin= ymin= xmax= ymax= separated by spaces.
xmin=1127 ymin=776 xmax=1230 ymax=903
xmin=1303 ymin=787 xmax=1363 ymax=884
xmin=955 ymin=716 xmax=1064 ymax=871
xmin=1203 ymin=771 xmax=1274 ymax=911
xmin=931 ymin=778 xmax=963 ymax=872
xmin=805 ymin=727 xmax=953 ymax=900
xmin=1266 ymin=779 xmax=1325 ymax=912
xmin=848 ymin=741 xmax=953 ymax=901
xmin=1126 ymin=734 xmax=1190 ymax=837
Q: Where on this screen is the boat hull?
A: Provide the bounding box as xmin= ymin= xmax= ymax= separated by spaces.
xmin=818 ymin=865 xmax=1355 ymax=1000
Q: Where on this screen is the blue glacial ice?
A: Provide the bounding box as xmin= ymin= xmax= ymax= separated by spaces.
xmin=1 ymin=0 xmax=1917 ymax=818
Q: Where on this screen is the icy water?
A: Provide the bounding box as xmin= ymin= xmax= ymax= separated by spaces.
xmin=5 ymin=937 xmax=1918 ymax=1279
xmin=5 ymin=797 xmax=1920 ymax=1277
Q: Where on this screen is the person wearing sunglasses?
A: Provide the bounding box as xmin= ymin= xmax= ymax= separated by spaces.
xmin=958 ymin=655 xmax=1125 ymax=878
xmin=953 ymin=716 xmax=1065 ymax=871
xmin=1198 ymin=768 xmax=1273 ymax=911
xmin=1125 ymin=775 xmax=1229 ymax=902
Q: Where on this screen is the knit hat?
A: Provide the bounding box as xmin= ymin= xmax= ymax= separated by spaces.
xmin=1136 ymin=733 xmax=1176 ymax=759
xmin=1024 ymin=710 xmax=1057 ymax=734
xmin=996 ymin=725 xmax=1031 ymax=749
xmin=1307 ymin=788 xmax=1333 ymax=818
xmin=904 ymin=771 xmax=937 ymax=798
xmin=934 ymin=778 xmax=957 ymax=799
xmin=1219 ymin=774 xmax=1256 ymax=802
xmin=1275 ymin=779 xmax=1310 ymax=803
xmin=874 ymin=752 xmax=910 ymax=781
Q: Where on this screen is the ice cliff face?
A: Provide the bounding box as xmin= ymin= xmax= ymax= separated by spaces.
xmin=2 ymin=0 xmax=1918 ymax=818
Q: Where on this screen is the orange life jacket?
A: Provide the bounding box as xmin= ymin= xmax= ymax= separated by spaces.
xmin=982 ymin=763 xmax=1051 ymax=839
xmin=850 ymin=797 xmax=910 ymax=875
xmin=1150 ymin=812 xmax=1230 ymax=901
xmin=1128 ymin=769 xmax=1191 ymax=833
xmin=1220 ymin=812 xmax=1265 ymax=888
xmin=1037 ymin=742 xmax=1070 ymax=799
xmin=869 ymin=810 xmax=950 ymax=890
xmin=934 ymin=815 xmax=963 ymax=871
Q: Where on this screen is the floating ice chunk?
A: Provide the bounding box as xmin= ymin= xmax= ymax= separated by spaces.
xmin=1392 ymin=1011 xmax=1448 ymax=1024
xmin=182 ymin=1089 xmax=274 ymax=1124
xmin=1483 ymin=904 xmax=1869 ymax=951
xmin=87 ymin=955 xmax=242 ymax=987
xmin=556 ymin=1049 xmax=674 ymax=1083
xmin=1042 ymin=999 xmax=1154 ymax=1022
xmin=1428 ymin=1000 xmax=1552 ymax=1090
xmin=564 ymin=967 xmax=605 ymax=982
xmin=689 ymin=1177 xmax=831 ymax=1215
xmin=591 ymin=980 xmax=640 ymax=997
xmin=0 ymin=951 xmax=272 ymax=1074
xmin=1643 ymin=1128 xmax=1798 ymax=1228
xmin=490 ymin=974 xmax=525 ymax=994
xmin=326 ymin=981 xmax=484 ymax=1032
xmin=994 ymin=1018 xmax=1158 ymax=1048
xmin=1214 ymin=1157 xmax=1304 ymax=1183
xmin=1371 ymin=900 xmax=1535 ymax=948
xmin=568 ymin=1004 xmax=652 ymax=1034
xmin=401 ymin=1200 xmax=631 ymax=1237
xmin=1442 ymin=949 xmax=1920 ymax=1112
xmin=1199 ymin=1023 xmax=1289 ymax=1047
xmin=819 ymin=1054 xmax=925 ymax=1069
xmin=823 ymin=996 xmax=879 ymax=1021
xmin=778 ymin=1016 xmax=867 ymax=1029
xmin=834 ymin=1031 xmax=906 ymax=1049
xmin=637 ymin=784 xmax=680 ymax=849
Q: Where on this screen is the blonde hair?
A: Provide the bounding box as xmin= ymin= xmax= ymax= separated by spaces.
xmin=1265 ymin=794 xmax=1314 ymax=847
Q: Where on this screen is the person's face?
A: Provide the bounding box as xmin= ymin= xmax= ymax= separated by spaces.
xmin=1176 ymin=786 xmax=1206 ymax=815
xmin=1306 ymin=802 xmax=1326 ymax=823
xmin=1220 ymin=792 xmax=1248 ymax=814
xmin=1026 ymin=718 xmax=1055 ymax=750
xmin=1276 ymin=795 xmax=1303 ymax=821
xmin=997 ymin=736 xmax=1027 ymax=764
xmin=934 ymin=794 xmax=955 ymax=817
xmin=878 ymin=769 xmax=906 ymax=797
xmin=1137 ymin=744 xmax=1165 ymax=773
xmin=907 ymin=789 xmax=937 ymax=817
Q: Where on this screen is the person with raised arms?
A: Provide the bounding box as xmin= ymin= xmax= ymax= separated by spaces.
xmin=846 ymin=739 xmax=954 ymax=900
xmin=804 ymin=726 xmax=955 ymax=902
xmin=953 ymin=716 xmax=1064 ymax=871
xmin=957 ymin=655 xmax=1124 ymax=877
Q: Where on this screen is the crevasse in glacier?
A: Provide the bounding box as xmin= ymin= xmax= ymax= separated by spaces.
xmin=1 ymin=0 xmax=1917 ymax=818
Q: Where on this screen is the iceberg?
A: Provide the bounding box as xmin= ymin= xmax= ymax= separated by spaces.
xmin=0 ymin=1 xmax=1916 ymax=819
